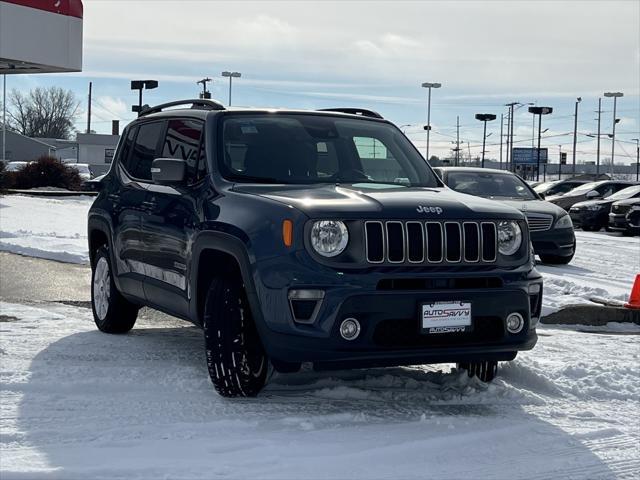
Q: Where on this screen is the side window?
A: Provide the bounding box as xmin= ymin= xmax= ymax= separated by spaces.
xmin=117 ymin=126 xmax=137 ymax=168
xmin=128 ymin=121 xmax=164 ymax=181
xmin=161 ymin=118 xmax=205 ymax=184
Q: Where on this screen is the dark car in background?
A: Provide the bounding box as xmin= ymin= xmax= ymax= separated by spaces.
xmin=547 ymin=180 xmax=638 ymax=211
xmin=434 ymin=167 xmax=575 ymax=264
xmin=570 ymin=185 xmax=640 ymax=231
xmin=534 ymin=179 xmax=590 ymax=198
xmin=609 ymin=198 xmax=640 ymax=235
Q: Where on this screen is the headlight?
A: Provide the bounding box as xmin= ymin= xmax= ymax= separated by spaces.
xmin=555 ymin=214 xmax=573 ymax=229
xmin=586 ymin=204 xmax=604 ymax=211
xmin=310 ymin=220 xmax=349 ymax=257
xmin=497 ymin=220 xmax=522 ymax=256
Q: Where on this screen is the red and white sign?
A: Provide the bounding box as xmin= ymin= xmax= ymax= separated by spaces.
xmin=0 ymin=0 xmax=83 ymax=74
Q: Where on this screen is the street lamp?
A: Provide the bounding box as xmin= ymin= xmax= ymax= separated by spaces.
xmin=475 ymin=113 xmax=497 ymax=168
xmin=421 ymin=82 xmax=441 ymax=161
xmin=572 ymin=97 xmax=581 ymax=177
xmin=604 ymin=91 xmax=623 ymax=175
xmin=131 ymin=80 xmax=159 ymax=116
xmin=528 ymin=106 xmax=553 ymax=181
xmin=222 ymin=71 xmax=241 ymax=106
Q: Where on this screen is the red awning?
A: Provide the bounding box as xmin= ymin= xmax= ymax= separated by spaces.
xmin=3 ymin=0 xmax=83 ymax=19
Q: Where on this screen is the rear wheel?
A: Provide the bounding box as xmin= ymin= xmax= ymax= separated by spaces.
xmin=203 ymin=276 xmax=268 ymax=397
xmin=91 ymin=246 xmax=138 ymax=333
xmin=457 ymin=360 xmax=498 ymax=383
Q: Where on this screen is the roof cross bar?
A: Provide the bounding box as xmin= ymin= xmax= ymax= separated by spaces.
xmin=317 ymin=108 xmax=384 ymax=119
xmin=139 ymin=99 xmax=225 ymax=117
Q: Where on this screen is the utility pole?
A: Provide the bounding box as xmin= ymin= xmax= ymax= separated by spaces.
xmin=596 ymin=98 xmax=602 ymax=177
xmin=571 ymin=97 xmax=581 ymax=177
xmin=558 ymin=145 xmax=562 ymax=180
xmin=499 ymin=113 xmax=504 ymax=170
xmin=86 ymin=82 xmax=92 ymax=134
xmin=2 ymin=74 xmax=6 ymax=162
xmin=455 ymin=116 xmax=460 ymax=166
xmin=197 ymin=77 xmax=212 ymax=99
xmin=505 ymin=103 xmax=518 ymax=170
xmin=633 ymin=138 xmax=639 ymax=182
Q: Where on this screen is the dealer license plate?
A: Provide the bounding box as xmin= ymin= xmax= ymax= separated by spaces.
xmin=421 ymin=301 xmax=472 ymax=334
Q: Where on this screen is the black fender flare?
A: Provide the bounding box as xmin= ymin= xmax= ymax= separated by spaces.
xmin=87 ymin=215 xmax=114 ymax=266
xmin=190 ymin=231 xmax=262 ymax=326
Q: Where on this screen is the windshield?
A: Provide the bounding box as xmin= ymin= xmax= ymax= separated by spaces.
xmin=219 ymin=114 xmax=439 ymax=187
xmin=606 ymin=185 xmax=640 ymax=200
xmin=445 ymin=171 xmax=537 ymax=200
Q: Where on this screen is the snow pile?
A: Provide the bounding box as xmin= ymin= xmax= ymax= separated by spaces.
xmin=0 ymin=195 xmax=93 ymax=264
xmin=1 ymin=302 xmax=639 ymax=479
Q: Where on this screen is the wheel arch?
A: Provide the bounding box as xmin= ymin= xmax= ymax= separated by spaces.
xmin=191 ymin=231 xmax=259 ymax=327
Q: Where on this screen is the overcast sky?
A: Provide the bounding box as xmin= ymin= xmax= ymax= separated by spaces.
xmin=11 ymin=0 xmax=640 ymax=163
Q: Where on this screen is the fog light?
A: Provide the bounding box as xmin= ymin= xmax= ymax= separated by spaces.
xmin=506 ymin=312 xmax=525 ymax=334
xmin=528 ymin=284 xmax=541 ymax=295
xmin=340 ymin=318 xmax=361 ymax=341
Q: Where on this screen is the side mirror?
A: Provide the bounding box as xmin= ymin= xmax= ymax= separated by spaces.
xmin=585 ymin=190 xmax=600 ymax=198
xmin=151 ymin=158 xmax=186 ymax=184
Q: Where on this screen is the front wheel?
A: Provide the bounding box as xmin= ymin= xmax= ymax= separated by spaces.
xmin=203 ymin=277 xmax=268 ymax=397
xmin=91 ymin=246 xmax=138 ymax=333
xmin=457 ymin=360 xmax=498 ymax=383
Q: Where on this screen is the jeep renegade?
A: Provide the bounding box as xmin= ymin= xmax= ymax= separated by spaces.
xmin=88 ymin=99 xmax=542 ymax=397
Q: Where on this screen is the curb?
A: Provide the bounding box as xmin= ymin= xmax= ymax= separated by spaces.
xmin=542 ymin=304 xmax=640 ymax=326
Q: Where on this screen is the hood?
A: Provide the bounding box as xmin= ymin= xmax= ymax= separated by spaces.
xmin=572 ymin=198 xmax=614 ymax=209
xmin=612 ymin=198 xmax=640 ymax=207
xmin=232 ymin=183 xmax=524 ymax=220
xmin=497 ymin=199 xmax=565 ymax=217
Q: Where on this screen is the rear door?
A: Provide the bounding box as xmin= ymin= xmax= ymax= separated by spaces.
xmin=141 ymin=118 xmax=207 ymax=318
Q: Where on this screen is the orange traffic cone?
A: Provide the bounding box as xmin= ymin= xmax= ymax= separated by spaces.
xmin=624 ymin=274 xmax=640 ymax=309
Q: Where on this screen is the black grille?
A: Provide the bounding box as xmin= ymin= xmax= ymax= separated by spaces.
xmin=373 ymin=316 xmax=504 ymax=348
xmin=365 ymin=221 xmax=497 ymax=265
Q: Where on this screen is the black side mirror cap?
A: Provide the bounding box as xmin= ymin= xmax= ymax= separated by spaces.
xmin=151 ymin=158 xmax=186 ymax=184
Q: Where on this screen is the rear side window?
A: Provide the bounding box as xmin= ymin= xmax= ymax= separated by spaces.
xmin=162 ymin=119 xmax=205 ymax=183
xmin=126 ymin=121 xmax=164 ymax=181
xmin=117 ymin=127 xmax=136 ymax=167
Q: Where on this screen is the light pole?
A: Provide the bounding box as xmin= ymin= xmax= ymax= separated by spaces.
xmin=421 ymin=82 xmax=441 ymax=161
xmin=633 ymin=138 xmax=639 ymax=181
xmin=528 ymin=106 xmax=553 ymax=181
xmin=475 ymin=113 xmax=497 ymax=168
xmin=130 ymin=80 xmax=159 ymax=116
xmin=604 ymin=91 xmax=623 ymax=175
xmin=222 ymin=71 xmax=241 ymax=106
xmin=558 ymin=145 xmax=563 ymax=180
xmin=572 ymin=97 xmax=581 ymax=177
xmin=505 ymin=102 xmax=534 ymax=172
xmin=2 ymin=74 xmax=6 ymax=162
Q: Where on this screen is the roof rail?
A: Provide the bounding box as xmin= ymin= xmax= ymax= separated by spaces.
xmin=139 ymin=99 xmax=225 ymax=117
xmin=317 ymin=108 xmax=384 ymax=119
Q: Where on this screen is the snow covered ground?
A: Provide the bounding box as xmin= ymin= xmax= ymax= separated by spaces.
xmin=0 ymin=195 xmax=92 ymax=264
xmin=1 ymin=301 xmax=638 ymax=479
xmin=1 ymin=194 xmax=638 ymax=314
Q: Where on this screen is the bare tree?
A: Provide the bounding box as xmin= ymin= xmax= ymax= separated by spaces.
xmin=8 ymin=87 xmax=79 ymax=139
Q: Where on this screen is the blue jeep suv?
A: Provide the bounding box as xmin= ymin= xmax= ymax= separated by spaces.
xmin=88 ymin=99 xmax=542 ymax=397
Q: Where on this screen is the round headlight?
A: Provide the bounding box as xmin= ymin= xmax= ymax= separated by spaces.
xmin=310 ymin=220 xmax=349 ymax=257
xmin=497 ymin=220 xmax=522 ymax=256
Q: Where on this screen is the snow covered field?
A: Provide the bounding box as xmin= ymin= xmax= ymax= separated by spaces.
xmin=1 ymin=301 xmax=638 ymax=479
xmin=1 ymin=194 xmax=638 ymax=314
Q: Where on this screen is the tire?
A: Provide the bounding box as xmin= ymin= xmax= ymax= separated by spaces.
xmin=539 ymin=252 xmax=574 ymax=265
xmin=91 ymin=246 xmax=138 ymax=333
xmin=457 ymin=360 xmax=498 ymax=383
xmin=203 ymin=276 xmax=268 ymax=397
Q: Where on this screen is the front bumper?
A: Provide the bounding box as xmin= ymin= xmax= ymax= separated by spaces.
xmin=530 ymin=227 xmax=575 ymax=257
xmin=608 ymin=213 xmax=628 ymax=231
xmin=569 ymin=208 xmax=607 ymax=229
xmin=248 ymin=254 xmax=542 ymax=368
